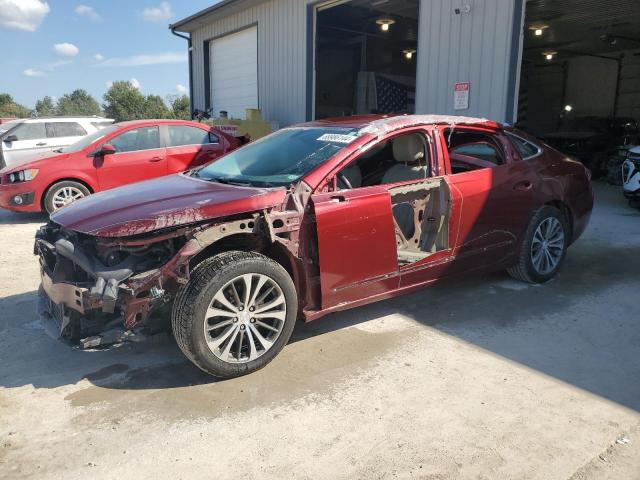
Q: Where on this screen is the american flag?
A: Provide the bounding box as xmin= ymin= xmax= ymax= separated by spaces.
xmin=375 ymin=75 xmax=415 ymax=113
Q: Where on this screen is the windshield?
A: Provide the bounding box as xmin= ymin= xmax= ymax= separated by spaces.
xmin=194 ymin=127 xmax=360 ymax=187
xmin=58 ymin=125 xmax=119 ymax=153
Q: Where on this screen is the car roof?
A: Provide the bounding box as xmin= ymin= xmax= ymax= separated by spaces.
xmin=114 ymin=119 xmax=210 ymax=128
xmin=299 ymin=114 xmax=501 ymax=132
xmin=20 ymin=117 xmax=114 ymax=124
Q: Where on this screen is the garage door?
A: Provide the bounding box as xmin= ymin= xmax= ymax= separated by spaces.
xmin=210 ymin=26 xmax=258 ymax=120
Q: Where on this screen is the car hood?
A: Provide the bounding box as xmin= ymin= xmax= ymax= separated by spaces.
xmin=51 ymin=174 xmax=288 ymax=237
xmin=0 ymin=152 xmax=71 ymax=173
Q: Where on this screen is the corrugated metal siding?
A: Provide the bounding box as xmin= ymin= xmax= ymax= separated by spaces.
xmin=191 ymin=0 xmax=310 ymax=126
xmin=415 ymin=0 xmax=520 ymax=122
xmin=189 ymin=0 xmax=522 ymax=126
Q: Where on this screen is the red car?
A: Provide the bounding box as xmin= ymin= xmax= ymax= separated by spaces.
xmin=35 ymin=114 xmax=593 ymax=378
xmin=0 ymin=119 xmax=241 ymax=214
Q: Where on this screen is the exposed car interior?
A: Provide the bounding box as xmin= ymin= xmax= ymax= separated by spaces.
xmin=444 ymin=130 xmax=506 ymax=174
xmin=337 ymin=131 xmax=449 ymax=266
xmin=337 ymin=132 xmax=430 ymax=189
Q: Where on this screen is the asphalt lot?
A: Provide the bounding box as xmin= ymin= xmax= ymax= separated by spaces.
xmin=1 ymin=182 xmax=639 ymax=480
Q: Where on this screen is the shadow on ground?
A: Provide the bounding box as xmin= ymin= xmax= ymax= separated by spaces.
xmin=1 ymin=236 xmax=638 ymax=412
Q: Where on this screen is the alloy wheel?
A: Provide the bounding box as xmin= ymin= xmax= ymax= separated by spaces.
xmin=51 ymin=186 xmax=86 ymax=210
xmin=203 ymin=273 xmax=286 ymax=363
xmin=530 ymin=217 xmax=565 ymax=275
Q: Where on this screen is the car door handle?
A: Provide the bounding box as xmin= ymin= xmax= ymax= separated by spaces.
xmin=149 ymin=157 xmax=163 ymax=163
xmin=330 ymin=195 xmax=348 ymax=203
xmin=36 ymin=142 xmax=47 ymax=146
xmin=514 ymin=181 xmax=533 ymax=191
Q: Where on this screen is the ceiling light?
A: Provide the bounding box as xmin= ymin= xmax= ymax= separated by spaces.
xmin=543 ymin=51 xmax=557 ymax=61
xmin=376 ymin=18 xmax=395 ymax=32
xmin=529 ymin=25 xmax=548 ymax=36
xmin=564 ymin=105 xmax=573 ymax=112
xmin=403 ymin=49 xmax=416 ymax=60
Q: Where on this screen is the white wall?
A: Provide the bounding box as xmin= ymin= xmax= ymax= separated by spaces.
xmin=415 ymin=0 xmax=522 ymax=123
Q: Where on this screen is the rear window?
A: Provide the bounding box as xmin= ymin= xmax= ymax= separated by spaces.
xmin=10 ymin=123 xmax=46 ymax=141
xmin=167 ymin=125 xmax=217 ymax=147
xmin=508 ymin=133 xmax=541 ymax=160
xmin=46 ymin=122 xmax=87 ymax=138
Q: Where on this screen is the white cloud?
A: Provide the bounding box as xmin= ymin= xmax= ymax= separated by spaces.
xmin=0 ymin=0 xmax=50 ymax=31
xmin=105 ymin=80 xmax=113 ymax=89
xmin=130 ymin=78 xmax=141 ymax=90
xmin=176 ymin=84 xmax=188 ymax=94
xmin=140 ymin=1 xmax=172 ymax=22
xmin=23 ymin=68 xmax=46 ymax=77
xmin=97 ymin=51 xmax=186 ymax=67
xmin=53 ymin=42 xmax=79 ymax=57
xmin=74 ymin=4 xmax=101 ymax=22
xmin=94 ymin=53 xmax=104 ymax=61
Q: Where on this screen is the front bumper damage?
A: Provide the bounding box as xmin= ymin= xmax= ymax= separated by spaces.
xmin=33 ymin=206 xmax=305 ymax=348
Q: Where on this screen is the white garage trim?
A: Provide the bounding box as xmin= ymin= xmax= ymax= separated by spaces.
xmin=208 ymin=24 xmax=259 ymax=119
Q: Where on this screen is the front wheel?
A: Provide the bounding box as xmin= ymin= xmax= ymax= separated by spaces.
xmin=172 ymin=251 xmax=298 ymax=378
xmin=44 ymin=181 xmax=90 ymax=214
xmin=507 ymin=206 xmax=569 ymax=284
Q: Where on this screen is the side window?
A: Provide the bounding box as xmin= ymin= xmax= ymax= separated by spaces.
xmin=46 ymin=122 xmax=87 ymax=138
xmin=445 ymin=130 xmax=506 ymax=174
xmin=109 ymin=127 xmax=160 ymax=153
xmin=11 ymin=123 xmax=46 ymax=141
xmin=508 ymin=133 xmax=541 ymax=160
xmin=167 ymin=125 xmax=217 ymax=147
xmin=337 ymin=132 xmax=430 ymax=190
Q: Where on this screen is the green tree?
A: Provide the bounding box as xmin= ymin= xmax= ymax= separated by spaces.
xmin=56 ymin=89 xmax=102 ymax=116
xmin=103 ymin=81 xmax=146 ymax=122
xmin=144 ymin=94 xmax=172 ymax=119
xmin=0 ymin=93 xmax=31 ymax=118
xmin=35 ymin=96 xmax=56 ymax=117
xmin=169 ymin=94 xmax=191 ymax=120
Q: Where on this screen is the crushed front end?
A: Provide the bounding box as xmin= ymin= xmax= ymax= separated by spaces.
xmin=35 ymin=221 xmax=187 ymax=348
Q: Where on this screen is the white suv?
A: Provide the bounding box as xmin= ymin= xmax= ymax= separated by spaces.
xmin=0 ymin=117 xmax=114 ymax=169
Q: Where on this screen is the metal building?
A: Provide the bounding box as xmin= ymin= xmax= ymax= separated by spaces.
xmin=171 ymin=0 xmax=640 ymax=134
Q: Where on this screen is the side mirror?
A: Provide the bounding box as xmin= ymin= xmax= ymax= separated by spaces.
xmin=100 ymin=143 xmax=116 ymax=155
xmin=3 ymin=134 xmax=18 ymax=143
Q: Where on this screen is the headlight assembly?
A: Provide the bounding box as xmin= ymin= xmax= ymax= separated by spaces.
xmin=8 ymin=169 xmax=38 ymax=183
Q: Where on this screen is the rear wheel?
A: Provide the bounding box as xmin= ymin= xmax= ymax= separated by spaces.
xmin=172 ymin=251 xmax=298 ymax=378
xmin=508 ymin=206 xmax=569 ymax=284
xmin=44 ymin=181 xmax=90 ymax=214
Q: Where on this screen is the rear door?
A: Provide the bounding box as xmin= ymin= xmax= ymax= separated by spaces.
xmin=95 ymin=125 xmax=167 ymax=190
xmin=45 ymin=122 xmax=88 ymax=151
xmin=1 ymin=122 xmax=47 ymax=166
xmin=163 ymin=124 xmax=227 ymax=172
xmin=441 ymin=127 xmax=537 ymax=268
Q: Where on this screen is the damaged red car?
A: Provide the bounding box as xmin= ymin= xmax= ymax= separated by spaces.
xmin=35 ymin=114 xmax=593 ymax=378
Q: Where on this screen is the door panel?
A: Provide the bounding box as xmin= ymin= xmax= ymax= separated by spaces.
xmin=164 ymin=125 xmax=227 ymax=172
xmin=312 ymin=187 xmax=399 ymax=310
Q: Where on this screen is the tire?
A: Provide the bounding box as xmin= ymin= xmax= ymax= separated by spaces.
xmin=44 ymin=181 xmax=91 ymax=214
xmin=507 ymin=206 xmax=569 ymax=284
xmin=172 ymin=251 xmax=298 ymax=378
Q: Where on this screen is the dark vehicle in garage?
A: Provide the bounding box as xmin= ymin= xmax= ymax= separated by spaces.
xmin=0 ymin=120 xmax=242 ymax=214
xmin=35 ymin=114 xmax=593 ymax=378
xmin=541 ymin=116 xmax=639 ymax=177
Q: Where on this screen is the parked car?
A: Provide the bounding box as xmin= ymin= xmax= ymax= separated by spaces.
xmin=623 ymin=146 xmax=640 ymax=208
xmin=541 ymin=116 xmax=639 ymax=178
xmin=0 ymin=116 xmax=114 ymax=169
xmin=0 ymin=119 xmax=242 ymax=214
xmin=35 ymin=114 xmax=593 ymax=378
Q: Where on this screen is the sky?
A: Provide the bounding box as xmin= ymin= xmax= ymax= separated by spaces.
xmin=0 ymin=0 xmax=220 ymax=109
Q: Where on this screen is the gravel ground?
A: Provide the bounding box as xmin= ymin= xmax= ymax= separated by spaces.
xmin=1 ymin=182 xmax=639 ymax=480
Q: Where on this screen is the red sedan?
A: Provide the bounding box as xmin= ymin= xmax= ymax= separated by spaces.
xmin=0 ymin=119 xmax=241 ymax=214
xmin=36 ymin=114 xmax=593 ymax=378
